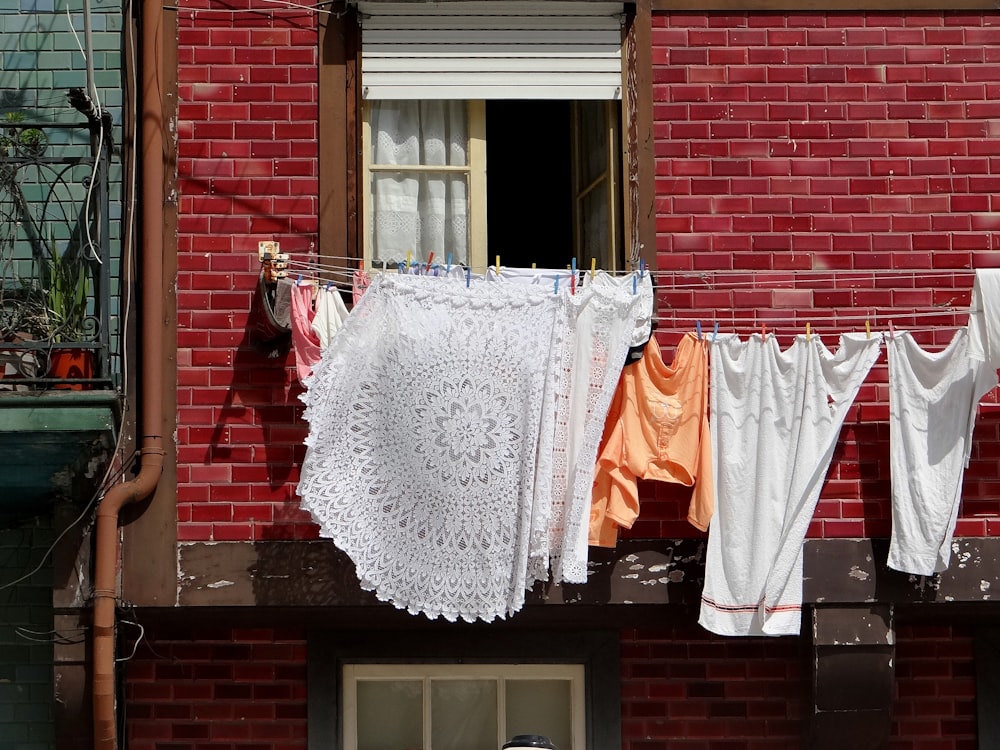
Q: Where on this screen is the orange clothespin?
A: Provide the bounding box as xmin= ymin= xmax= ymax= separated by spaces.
xmin=590 ymin=257 xmax=596 ymax=280
xmin=888 ymin=320 xmax=895 ymax=340
xmin=806 ymin=322 xmax=811 ymax=341
xmin=761 ymin=323 xmax=767 ymax=339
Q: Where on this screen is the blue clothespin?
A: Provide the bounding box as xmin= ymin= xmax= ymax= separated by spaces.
xmin=554 ymin=276 xmax=560 ymax=294
xmin=639 ymin=259 xmax=646 ymax=279
xmin=446 ymin=253 xmax=453 ymax=274
xmin=466 ymin=267 xmax=471 ymax=288
xmin=696 ymin=320 xmax=702 ymax=340
xmin=632 ymin=274 xmax=637 ymax=295
xmin=712 ymin=322 xmax=719 ymax=342
xmin=397 ymin=262 xmax=405 ymax=274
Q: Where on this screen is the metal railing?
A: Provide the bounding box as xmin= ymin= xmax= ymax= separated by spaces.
xmin=0 ymin=117 xmax=114 ymax=390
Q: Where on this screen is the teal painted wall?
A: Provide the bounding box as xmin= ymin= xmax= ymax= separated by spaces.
xmin=0 ymin=0 xmax=126 ymax=382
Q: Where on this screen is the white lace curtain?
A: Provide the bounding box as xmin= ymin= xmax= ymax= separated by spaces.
xmin=370 ymin=101 xmax=470 ymax=265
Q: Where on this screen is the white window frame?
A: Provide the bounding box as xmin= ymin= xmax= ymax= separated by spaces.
xmin=342 ymin=663 xmax=587 ymax=750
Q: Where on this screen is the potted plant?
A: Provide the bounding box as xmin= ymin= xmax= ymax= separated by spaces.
xmin=39 ymin=238 xmax=94 ymax=389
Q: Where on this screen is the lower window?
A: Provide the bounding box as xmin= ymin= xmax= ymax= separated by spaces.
xmin=308 ymin=629 xmax=620 ymax=750
xmin=344 ymin=663 xmax=585 ymax=750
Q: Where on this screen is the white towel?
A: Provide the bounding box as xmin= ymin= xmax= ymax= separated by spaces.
xmin=700 ymin=333 xmax=881 ymax=637
xmin=887 ymin=330 xmax=997 ymax=576
xmin=311 ymin=286 xmax=350 ymax=349
xmin=967 ymin=268 xmax=1000 ymax=370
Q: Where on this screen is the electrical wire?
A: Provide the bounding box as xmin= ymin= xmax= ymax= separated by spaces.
xmin=65 ymin=0 xmax=105 ymax=266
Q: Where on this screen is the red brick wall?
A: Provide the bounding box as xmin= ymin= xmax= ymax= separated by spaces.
xmin=124 ymin=625 xmax=978 ymax=749
xmin=633 ymin=11 xmax=1000 ymax=540
xmin=891 ymin=625 xmax=977 ymax=749
xmin=173 ymin=8 xmax=1000 ymax=545
xmin=620 ymin=626 xmax=804 ymax=748
xmin=126 ymin=627 xmax=308 ymax=749
xmin=175 ymin=0 xmax=319 ymax=543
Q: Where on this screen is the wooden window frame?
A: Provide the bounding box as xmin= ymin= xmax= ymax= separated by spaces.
xmin=343 ymin=663 xmax=587 ymax=750
xmin=318 ymin=2 xmax=658 ymax=276
xmin=307 ymin=629 xmax=621 ymax=750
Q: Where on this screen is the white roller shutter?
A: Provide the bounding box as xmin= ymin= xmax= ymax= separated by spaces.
xmin=356 ymin=1 xmax=625 ymax=100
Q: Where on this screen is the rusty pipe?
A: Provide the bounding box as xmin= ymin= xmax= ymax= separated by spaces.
xmin=93 ymin=0 xmax=166 ymax=746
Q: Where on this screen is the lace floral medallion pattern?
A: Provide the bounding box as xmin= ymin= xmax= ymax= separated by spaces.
xmin=298 ymin=275 xmax=562 ymax=622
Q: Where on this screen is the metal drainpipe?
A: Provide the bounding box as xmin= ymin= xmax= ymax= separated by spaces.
xmin=92 ymin=0 xmax=165 ymax=746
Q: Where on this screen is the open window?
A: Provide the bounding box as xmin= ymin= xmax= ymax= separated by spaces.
xmin=358 ymin=2 xmax=626 ymax=272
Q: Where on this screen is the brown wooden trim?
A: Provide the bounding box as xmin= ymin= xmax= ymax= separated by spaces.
xmin=121 ymin=5 xmax=179 ymax=607
xmin=624 ymin=0 xmax=657 ymax=274
xmin=652 ymin=0 xmax=998 ymax=9
xmin=318 ymin=8 xmax=360 ymax=266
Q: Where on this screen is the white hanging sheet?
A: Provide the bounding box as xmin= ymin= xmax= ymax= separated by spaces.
xmin=700 ymin=333 xmax=881 ymax=637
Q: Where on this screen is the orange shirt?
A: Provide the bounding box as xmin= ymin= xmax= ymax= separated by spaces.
xmin=589 ymin=333 xmax=714 ymax=547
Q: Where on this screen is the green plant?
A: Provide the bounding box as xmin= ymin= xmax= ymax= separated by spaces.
xmin=0 ymin=112 xmax=46 ymax=157
xmin=40 ymin=238 xmax=91 ymax=343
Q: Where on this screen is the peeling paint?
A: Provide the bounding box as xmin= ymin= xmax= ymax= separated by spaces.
xmin=848 ymin=566 xmax=869 ymax=581
xmin=981 ymin=580 xmax=991 ymax=593
xmin=206 ymin=579 xmax=235 ymax=589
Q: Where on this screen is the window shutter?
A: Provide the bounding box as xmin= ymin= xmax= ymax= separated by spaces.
xmin=357 ymin=1 xmax=624 ymax=100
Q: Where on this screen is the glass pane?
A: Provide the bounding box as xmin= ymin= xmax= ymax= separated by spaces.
xmin=371 ymin=172 xmax=469 ymax=265
xmin=357 ymin=680 xmax=423 ymax=750
xmin=506 ymin=680 xmax=572 ymax=750
xmin=371 ymin=100 xmax=468 ymax=167
xmin=577 ymin=101 xmax=608 ymax=188
xmin=431 ymin=679 xmax=497 ymax=750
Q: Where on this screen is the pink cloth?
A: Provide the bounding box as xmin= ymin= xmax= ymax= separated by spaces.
xmin=290 ymin=283 xmax=322 ymax=383
xmin=353 ymin=269 xmax=371 ymax=306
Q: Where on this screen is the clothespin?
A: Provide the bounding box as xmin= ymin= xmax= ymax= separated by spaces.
xmin=761 ymin=323 xmax=767 ymax=339
xmin=571 ymin=257 xmax=577 ymax=275
xmin=696 ymin=320 xmax=703 ymax=340
xmin=297 ymin=274 xmax=304 ymax=285
xmin=397 ymin=261 xmax=405 ymax=274
xmin=712 ymin=322 xmax=719 ymax=342
xmin=426 ymin=252 xmax=434 ymax=273
xmin=381 ymin=260 xmax=387 ymax=273
xmin=406 ymin=250 xmax=412 ymax=270
xmin=632 ymin=274 xmax=637 ymax=295
xmin=590 ymin=257 xmax=596 ymax=280
xmin=466 ymin=267 xmax=471 ymax=288
xmin=495 ymin=255 xmax=500 ymax=276
xmin=806 ymin=322 xmax=811 ymax=341
xmin=531 ymin=262 xmax=537 ymax=270
xmin=639 ymin=259 xmax=646 ymax=279
xmin=554 ymin=276 xmax=560 ymax=294
xmin=446 ymin=253 xmax=453 ymax=273
xmin=865 ymin=320 xmax=871 ymax=340
xmin=888 ymin=320 xmax=895 ymax=340
xmin=570 ymin=271 xmax=576 ymax=295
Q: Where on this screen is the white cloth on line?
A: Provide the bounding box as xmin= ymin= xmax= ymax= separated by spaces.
xmin=298 ymin=273 xmax=565 ymax=623
xmin=310 ymin=286 xmax=350 ymax=349
xmin=539 ymin=279 xmax=643 ymax=586
xmin=700 ymin=333 xmax=881 ymax=637
xmin=967 ymin=268 xmax=1000 ymax=371
xmin=886 ymin=329 xmax=997 ymax=576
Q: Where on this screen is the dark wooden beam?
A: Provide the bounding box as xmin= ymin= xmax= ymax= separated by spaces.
xmin=174 ymin=537 xmax=1000 ymax=613
xmin=807 ymin=605 xmax=894 ymax=750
